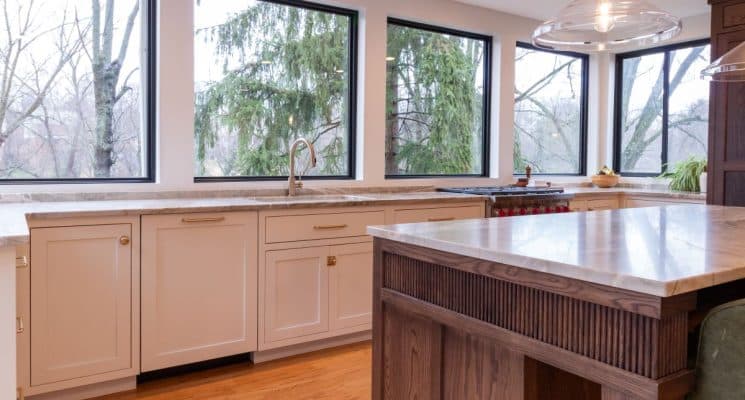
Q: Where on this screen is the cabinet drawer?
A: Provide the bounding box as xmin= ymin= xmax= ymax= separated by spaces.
xmin=625 ymin=198 xmax=700 ymax=208
xmin=587 ymin=199 xmax=619 ymax=211
xmin=265 ymin=211 xmax=385 ymax=243
xmin=392 ymin=205 xmax=484 ymax=224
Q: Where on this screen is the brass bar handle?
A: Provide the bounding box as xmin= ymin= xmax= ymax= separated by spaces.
xmin=428 ymin=217 xmax=455 ymax=222
xmin=181 ymin=216 xmax=226 ymax=223
xmin=16 ymin=316 xmax=23 ymax=334
xmin=313 ymin=224 xmax=348 ymax=230
xmin=16 ymin=256 xmax=28 ymax=269
xmin=327 ymin=256 xmax=337 ymax=267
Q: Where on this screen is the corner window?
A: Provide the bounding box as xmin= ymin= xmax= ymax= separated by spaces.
xmin=0 ymin=0 xmax=154 ymax=183
xmin=194 ymin=0 xmax=357 ymax=181
xmin=614 ymin=40 xmax=710 ymax=176
xmin=385 ymin=19 xmax=491 ymax=178
xmin=514 ymin=43 xmax=588 ymax=175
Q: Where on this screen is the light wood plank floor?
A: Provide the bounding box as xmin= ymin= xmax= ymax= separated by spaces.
xmin=96 ymin=342 xmax=372 ymax=400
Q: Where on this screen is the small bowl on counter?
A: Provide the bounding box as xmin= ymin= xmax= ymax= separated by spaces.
xmin=591 ymin=174 xmax=620 ymax=188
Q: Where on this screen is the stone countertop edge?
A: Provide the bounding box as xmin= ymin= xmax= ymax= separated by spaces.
xmin=366 ymin=205 xmax=745 ymax=298
xmin=0 ymin=192 xmax=487 ymax=247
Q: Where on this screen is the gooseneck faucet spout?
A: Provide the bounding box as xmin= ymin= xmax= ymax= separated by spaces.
xmin=288 ymin=138 xmax=317 ymax=196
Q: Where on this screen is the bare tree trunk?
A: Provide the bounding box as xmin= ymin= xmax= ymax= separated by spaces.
xmin=90 ymin=0 xmax=139 ymax=177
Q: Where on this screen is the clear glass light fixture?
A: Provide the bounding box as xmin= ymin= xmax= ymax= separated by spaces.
xmin=532 ymin=0 xmax=682 ymax=52
xmin=701 ymin=42 xmax=745 ymax=82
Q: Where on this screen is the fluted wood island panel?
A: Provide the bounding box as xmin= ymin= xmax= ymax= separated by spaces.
xmin=369 ymin=206 xmax=745 ymax=400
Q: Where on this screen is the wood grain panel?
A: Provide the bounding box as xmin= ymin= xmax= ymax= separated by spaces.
xmin=724 ymin=171 xmax=745 ymax=206
xmin=382 ymin=306 xmax=442 ymax=400
xmin=382 ymin=250 xmax=688 ymax=379
xmin=379 ymin=239 xmax=694 ymax=319
xmin=442 ymin=328 xmax=524 ymax=400
xmin=525 ymin=358 xmax=600 ymax=400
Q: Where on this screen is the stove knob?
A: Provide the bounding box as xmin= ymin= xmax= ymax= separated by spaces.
xmin=563 ymin=206 xmax=571 ymax=213
xmin=519 ymin=208 xmax=527 ymax=216
xmin=545 ymin=207 xmax=553 ymax=214
xmin=508 ymin=209 xmax=515 ymax=216
xmin=532 ymin=207 xmax=541 ymax=215
xmin=498 ymin=209 xmax=507 ymax=217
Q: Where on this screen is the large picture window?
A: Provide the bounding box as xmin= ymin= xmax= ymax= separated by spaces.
xmin=194 ymin=0 xmax=357 ymax=181
xmin=385 ymin=19 xmax=491 ymax=178
xmin=614 ymin=40 xmax=710 ymax=176
xmin=0 ymin=0 xmax=154 ymax=183
xmin=514 ymin=43 xmax=588 ymax=175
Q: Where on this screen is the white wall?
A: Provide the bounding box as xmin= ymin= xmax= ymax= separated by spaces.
xmin=0 ymin=1 xmax=711 ymax=194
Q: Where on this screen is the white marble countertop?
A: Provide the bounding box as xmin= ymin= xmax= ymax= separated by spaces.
xmin=0 ymin=192 xmax=485 ymax=247
xmin=368 ymin=205 xmax=745 ymax=297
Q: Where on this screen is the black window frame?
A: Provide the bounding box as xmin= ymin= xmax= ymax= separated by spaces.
xmin=384 ymin=18 xmax=492 ymax=179
xmin=613 ymin=38 xmax=711 ymax=177
xmin=193 ymin=0 xmax=359 ymax=183
xmin=513 ymin=41 xmax=589 ymax=177
xmin=0 ymin=0 xmax=157 ymax=185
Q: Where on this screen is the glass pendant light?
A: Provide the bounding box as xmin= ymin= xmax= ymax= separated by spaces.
xmin=533 ymin=0 xmax=682 ymax=52
xmin=701 ymin=42 xmax=745 ymax=82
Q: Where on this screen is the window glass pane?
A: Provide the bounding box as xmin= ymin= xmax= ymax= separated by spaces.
xmin=618 ymin=53 xmax=664 ymax=174
xmin=194 ymin=1 xmax=354 ymax=179
xmin=514 ymin=46 xmax=585 ymax=174
xmin=0 ymin=0 xmax=147 ymax=180
xmin=385 ymin=22 xmax=488 ymax=176
xmin=668 ymin=44 xmax=710 ymax=165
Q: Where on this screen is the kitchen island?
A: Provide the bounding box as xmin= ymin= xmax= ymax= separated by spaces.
xmin=368 ymin=205 xmax=745 ymax=400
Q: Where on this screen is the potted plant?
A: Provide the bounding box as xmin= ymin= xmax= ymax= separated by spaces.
xmin=658 ymin=158 xmax=707 ymax=193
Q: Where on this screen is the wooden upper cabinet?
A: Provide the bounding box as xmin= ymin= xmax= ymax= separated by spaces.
xmin=30 ymin=224 xmax=133 ymax=386
xmin=709 ymin=0 xmax=745 ymax=206
xmin=140 ymin=212 xmax=258 ymax=372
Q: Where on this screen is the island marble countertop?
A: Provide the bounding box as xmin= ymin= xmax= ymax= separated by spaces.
xmin=0 ymin=192 xmax=486 ymax=247
xmin=368 ymin=204 xmax=745 ymax=297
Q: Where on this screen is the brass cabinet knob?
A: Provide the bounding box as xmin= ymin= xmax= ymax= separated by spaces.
xmin=327 ymin=256 xmax=337 ymax=267
xmin=119 ymin=236 xmax=131 ymax=246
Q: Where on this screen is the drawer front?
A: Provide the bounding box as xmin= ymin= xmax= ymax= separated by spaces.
xmin=392 ymin=205 xmax=484 ymax=224
xmin=569 ymin=200 xmax=588 ymax=212
xmin=587 ymin=199 xmax=619 ymax=211
xmin=266 ymin=211 xmax=385 ymax=243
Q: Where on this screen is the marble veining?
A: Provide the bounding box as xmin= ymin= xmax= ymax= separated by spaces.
xmin=566 ymin=187 xmax=707 ymax=201
xmin=0 ymin=192 xmax=485 ymax=247
xmin=368 ymin=205 xmax=745 ymax=297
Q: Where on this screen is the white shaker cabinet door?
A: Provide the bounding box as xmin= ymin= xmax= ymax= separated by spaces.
xmin=264 ymin=247 xmax=330 ymax=344
xmin=141 ymin=212 xmax=258 ymax=372
xmin=31 ymin=224 xmax=133 ymax=386
xmin=329 ymin=242 xmax=373 ymax=330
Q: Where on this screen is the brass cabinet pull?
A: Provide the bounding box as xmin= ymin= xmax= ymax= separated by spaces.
xmin=181 ymin=216 xmax=226 ymax=223
xmin=428 ymin=217 xmax=455 ymax=222
xmin=16 ymin=317 xmax=23 ymax=334
xmin=16 ymin=256 xmax=28 ymax=269
xmin=313 ymin=224 xmax=348 ymax=230
xmin=119 ymin=236 xmax=131 ymax=246
xmin=327 ymin=256 xmax=337 ymax=267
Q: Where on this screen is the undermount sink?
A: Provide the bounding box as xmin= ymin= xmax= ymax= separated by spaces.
xmin=254 ymin=194 xmax=373 ymax=203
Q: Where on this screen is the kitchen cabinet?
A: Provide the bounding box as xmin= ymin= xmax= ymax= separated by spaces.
xmin=709 ymin=0 xmax=745 ymax=206
xmin=264 ymin=247 xmax=330 ymax=343
xmin=569 ymin=196 xmax=620 ymax=212
xmin=15 ymin=246 xmax=28 ymax=398
xmin=29 ymin=221 xmax=138 ymax=393
xmin=390 ymin=204 xmax=485 ymax=224
xmin=141 ymin=212 xmax=258 ymax=372
xmin=328 ymin=242 xmax=373 ymax=330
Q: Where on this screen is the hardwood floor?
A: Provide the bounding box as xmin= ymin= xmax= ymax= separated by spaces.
xmin=96 ymin=342 xmax=372 ymax=400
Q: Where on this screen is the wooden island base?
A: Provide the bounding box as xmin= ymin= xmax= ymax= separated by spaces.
xmin=372 ymin=239 xmax=699 ymax=400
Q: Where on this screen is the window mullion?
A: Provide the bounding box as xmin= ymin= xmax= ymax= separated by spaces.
xmin=661 ymin=50 xmax=671 ymax=174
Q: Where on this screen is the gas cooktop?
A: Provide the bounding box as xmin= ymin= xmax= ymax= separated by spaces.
xmin=437 ymin=186 xmax=565 ymax=196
